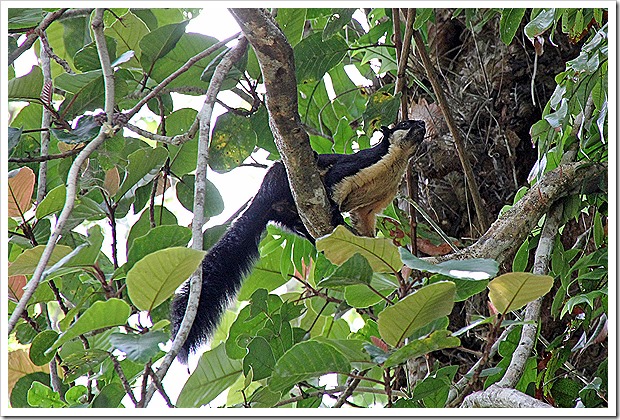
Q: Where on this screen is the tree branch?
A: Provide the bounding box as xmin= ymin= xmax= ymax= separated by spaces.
xmin=123 ymin=32 xmax=240 ymax=122
xmin=461 ymin=384 xmax=553 ymax=408
xmin=412 ymin=29 xmax=490 ymax=234
xmin=496 ymin=202 xmax=563 ymax=388
xmin=8 ymin=8 xmax=118 ymax=335
xmin=142 ymin=36 xmax=249 ymax=407
xmin=427 ymin=161 xmax=607 ymax=266
xmin=8 ymin=9 xmax=68 ymax=65
xmin=229 ymin=8 xmax=336 ymax=239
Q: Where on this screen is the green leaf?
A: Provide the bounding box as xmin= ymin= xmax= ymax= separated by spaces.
xmin=91 ymin=383 xmax=125 ymax=408
xmin=551 ymin=377 xmax=581 ymax=408
xmin=176 ymin=344 xmax=243 ymax=408
xmin=35 ymin=184 xmax=66 ymax=219
xmin=107 ymin=11 xmax=149 ymax=68
xmin=512 ymin=239 xmax=530 ymax=272
xmin=294 ymin=32 xmax=348 ymax=83
xmin=127 ymin=205 xmax=178 ymax=252
xmin=29 ymin=330 xmax=59 ymax=366
xmin=361 ymin=87 xmax=401 ymax=134
xmin=384 ymin=330 xmax=460 ymax=367
xmin=10 ymin=373 xmax=50 ymax=408
xmin=524 ymin=8 xmax=555 ymax=40
xmin=126 ymin=247 xmax=206 ymax=312
xmin=64 ymin=385 xmax=88 ymax=407
xmin=412 ymin=365 xmax=459 ymax=407
xmin=73 ymin=36 xmax=117 ymax=72
xmin=276 ymin=8 xmax=307 ymax=46
xmin=27 ymin=382 xmax=65 ymax=408
xmin=317 ymin=253 xmax=373 ymax=287
xmin=378 ymin=281 xmax=456 ymax=347
xmin=323 ymin=9 xmax=356 ymax=40
xmin=268 ymin=340 xmax=351 ymax=393
xmin=176 ymin=175 xmax=224 ymax=218
xmin=115 ymin=146 xmax=169 ymax=201
xmin=60 ymin=349 xmax=110 ymax=383
xmin=150 ymin=33 xmax=223 ymax=90
xmin=499 ymin=9 xmax=526 ymax=45
xmin=487 ymin=272 xmax=554 ymax=314
xmin=238 ymin=246 xmax=288 ymax=301
xmin=140 ymin=20 xmax=189 ymax=74
xmin=8 ymin=8 xmax=45 ymax=29
xmin=344 ymin=273 xmax=399 ymax=308
xmin=8 ymin=244 xmax=73 ymax=275
xmin=65 ymin=225 xmax=104 ymax=267
xmin=109 ymin=330 xmax=168 ymax=363
xmin=8 ymin=66 xmax=43 ymax=101
xmin=316 ymin=225 xmax=403 ymax=273
xmin=50 ymin=115 xmax=101 ymax=144
xmin=8 ymin=126 xmax=22 ymax=154
xmin=125 ymin=225 xmax=192 ymax=272
xmin=51 ymin=299 xmax=131 ymax=350
xmin=243 ymin=336 xmax=276 ymax=381
xmin=313 ymin=337 xmax=373 ymax=369
xmin=54 ymin=70 xmax=101 ymax=94
xmin=400 ymin=248 xmax=498 ymax=280
xmin=413 ymin=9 xmax=434 ymax=30
xmin=208 ymin=112 xmax=257 ymax=173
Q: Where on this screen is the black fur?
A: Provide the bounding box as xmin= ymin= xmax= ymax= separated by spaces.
xmin=170 ymin=120 xmax=425 ymax=363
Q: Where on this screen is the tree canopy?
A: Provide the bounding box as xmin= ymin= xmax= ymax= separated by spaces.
xmin=7 ymin=7 xmax=609 ymax=410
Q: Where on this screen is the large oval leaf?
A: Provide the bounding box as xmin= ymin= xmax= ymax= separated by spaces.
xmin=378 ymin=281 xmax=456 ymax=347
xmin=176 ymin=344 xmax=242 ymax=408
xmin=208 ymin=112 xmax=257 ymax=173
xmin=294 ymin=32 xmax=348 ymax=82
xmin=268 ymin=340 xmax=351 ymax=393
xmin=316 ymin=225 xmax=402 ymax=273
xmin=8 ymin=245 xmax=73 ymax=276
xmin=125 ymin=225 xmax=192 ymax=272
xmin=487 ymin=272 xmax=554 ymax=314
xmin=51 ymin=299 xmax=131 ymax=350
xmin=126 ymin=247 xmax=206 ymax=312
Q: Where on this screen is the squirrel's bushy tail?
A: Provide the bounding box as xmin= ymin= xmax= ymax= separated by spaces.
xmin=170 ymin=162 xmax=299 ymax=363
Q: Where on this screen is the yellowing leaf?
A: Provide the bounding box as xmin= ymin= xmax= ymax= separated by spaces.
xmin=316 ymin=225 xmax=402 ymax=273
xmin=487 ymin=272 xmax=554 ymax=314
xmin=8 ymin=350 xmax=49 ymax=394
xmin=8 ymin=167 xmax=35 ymax=217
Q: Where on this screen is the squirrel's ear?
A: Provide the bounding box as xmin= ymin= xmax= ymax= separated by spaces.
xmin=380 ymin=125 xmax=391 ymax=138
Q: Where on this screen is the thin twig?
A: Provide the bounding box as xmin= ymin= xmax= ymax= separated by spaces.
xmin=8 ymin=146 xmax=85 ymax=163
xmin=111 ymin=355 xmax=138 ymax=407
xmin=123 ymin=33 xmax=240 ymax=122
xmin=8 ymin=9 xmax=68 ymax=65
xmin=412 ymin=29 xmax=489 ymax=235
xmin=37 ymin=37 xmax=52 ymax=203
xmin=334 ymin=369 xmax=369 ymax=408
xmin=7 ymin=8 xmax=117 ymax=335
xmin=147 ymin=364 xmax=174 ymax=408
xmin=142 ymin=36 xmax=249 ymax=407
xmin=496 ymin=202 xmax=563 ymax=388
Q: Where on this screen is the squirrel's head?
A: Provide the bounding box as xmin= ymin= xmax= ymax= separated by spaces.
xmin=380 ymin=120 xmax=426 ymax=149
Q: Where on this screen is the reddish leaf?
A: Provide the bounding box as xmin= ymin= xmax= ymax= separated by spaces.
xmin=8 ymin=167 xmax=35 ymax=217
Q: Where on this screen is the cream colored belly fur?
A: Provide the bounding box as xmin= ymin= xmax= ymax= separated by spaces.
xmin=331 ymin=144 xmax=413 ymax=236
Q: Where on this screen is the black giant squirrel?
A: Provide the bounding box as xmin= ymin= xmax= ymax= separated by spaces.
xmin=170 ymin=119 xmax=426 ymax=363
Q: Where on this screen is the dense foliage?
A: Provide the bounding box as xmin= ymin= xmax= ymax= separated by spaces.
xmin=7 ymin=8 xmax=608 ymax=409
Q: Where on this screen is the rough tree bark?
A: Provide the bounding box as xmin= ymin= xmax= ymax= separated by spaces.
xmin=229 ymin=8 xmax=336 ymax=239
